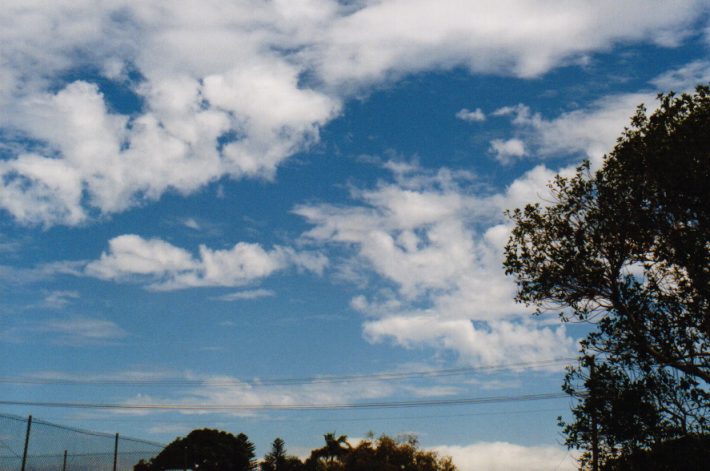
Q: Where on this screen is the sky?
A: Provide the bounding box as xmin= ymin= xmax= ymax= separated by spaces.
xmin=1 ymin=1 xmax=710 ymax=469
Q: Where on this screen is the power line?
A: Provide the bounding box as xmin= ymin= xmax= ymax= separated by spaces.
xmin=12 ymin=407 xmax=567 ymax=425
xmin=0 ymin=358 xmax=573 ymax=388
xmin=0 ymin=392 xmax=568 ymax=412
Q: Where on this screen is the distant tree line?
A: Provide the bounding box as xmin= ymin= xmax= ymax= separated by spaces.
xmin=134 ymin=428 xmax=456 ymax=471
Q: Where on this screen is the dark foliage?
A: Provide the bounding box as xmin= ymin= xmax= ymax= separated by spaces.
xmin=504 ymin=85 xmax=710 ymax=468
xmin=134 ymin=428 xmax=256 ymax=471
xmin=261 ymin=438 xmax=305 ymax=471
xmin=303 ymin=433 xmax=456 ymax=471
xmin=135 ymin=430 xmax=455 ymax=471
xmin=602 ymin=435 xmax=710 ymax=471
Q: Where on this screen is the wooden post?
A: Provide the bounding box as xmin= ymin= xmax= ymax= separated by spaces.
xmin=20 ymin=415 xmax=32 ymax=471
xmin=62 ymin=449 xmax=68 ymax=471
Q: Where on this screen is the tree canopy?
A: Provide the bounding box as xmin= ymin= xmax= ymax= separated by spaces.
xmin=261 ymin=438 xmax=304 ymax=471
xmin=134 ymin=428 xmax=257 ymax=471
xmin=504 ymin=85 xmax=709 ymax=469
xmin=135 ymin=431 xmax=456 ymax=471
xmin=303 ymin=433 xmax=456 ymax=471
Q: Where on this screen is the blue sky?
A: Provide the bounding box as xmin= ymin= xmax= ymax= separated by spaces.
xmin=1 ymin=1 xmax=710 ymax=469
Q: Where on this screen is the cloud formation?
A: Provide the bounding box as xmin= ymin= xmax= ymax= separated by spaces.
xmin=1 ymin=0 xmax=706 ymax=226
xmin=1 ymin=317 xmax=127 ymax=346
xmin=213 ymin=289 xmax=276 ymax=302
xmin=296 ymin=162 xmax=574 ymax=366
xmin=85 ymin=234 xmax=327 ymax=290
xmin=489 ymin=138 xmax=526 ymax=164
xmin=456 ymin=108 xmax=486 ymax=122
xmin=434 ymin=442 xmax=577 ymax=471
xmin=489 ymin=61 xmax=710 ymax=167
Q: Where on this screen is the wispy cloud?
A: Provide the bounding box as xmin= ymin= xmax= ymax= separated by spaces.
xmin=181 ymin=218 xmax=201 ymax=230
xmin=2 ymin=317 xmax=127 ymax=346
xmin=0 ymin=261 xmax=86 ymax=284
xmin=19 ymin=365 xmax=529 ymax=418
xmin=42 ymin=290 xmax=80 ymax=309
xmin=488 ymin=61 xmax=710 ymax=168
xmin=213 ymin=289 xmax=276 ymax=301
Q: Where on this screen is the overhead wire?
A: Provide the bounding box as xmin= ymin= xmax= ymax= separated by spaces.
xmin=0 ymin=392 xmax=569 ymax=412
xmin=17 ymin=407 xmax=567 ymax=425
xmin=0 ymin=357 xmax=574 ymax=388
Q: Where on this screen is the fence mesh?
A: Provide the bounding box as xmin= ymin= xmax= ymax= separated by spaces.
xmin=0 ymin=413 xmax=164 ymax=471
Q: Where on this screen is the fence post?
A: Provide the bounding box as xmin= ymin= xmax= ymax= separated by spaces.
xmin=113 ymin=433 xmax=119 ymax=471
xmin=62 ymin=449 xmax=68 ymax=471
xmin=20 ymin=415 xmax=32 ymax=471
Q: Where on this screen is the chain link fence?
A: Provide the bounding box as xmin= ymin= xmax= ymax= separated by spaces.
xmin=0 ymin=413 xmax=164 ymax=471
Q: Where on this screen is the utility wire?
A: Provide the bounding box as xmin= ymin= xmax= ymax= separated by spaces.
xmin=17 ymin=407 xmax=567 ymax=425
xmin=0 ymin=392 xmax=568 ymax=412
xmin=0 ymin=358 xmax=573 ymax=388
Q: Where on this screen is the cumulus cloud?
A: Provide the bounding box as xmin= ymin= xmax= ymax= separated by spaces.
xmin=489 ymin=138 xmax=526 ymax=164
xmin=1 ymin=1 xmax=706 ymax=226
xmin=0 ymin=1 xmax=341 ymax=226
xmin=85 ymin=234 xmax=327 ymax=290
xmin=434 ymin=442 xmax=578 ymax=471
xmin=296 ymin=162 xmax=575 ymax=366
xmin=492 ymin=94 xmax=653 ymax=167
xmin=456 ymin=108 xmax=486 ymax=122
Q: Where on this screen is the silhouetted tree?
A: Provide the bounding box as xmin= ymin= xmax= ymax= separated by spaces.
xmin=134 ymin=428 xmax=256 ymax=471
xmin=261 ymin=438 xmax=304 ymax=471
xmin=504 ymin=85 xmax=710 ymax=469
xmin=305 ymin=432 xmax=350 ymax=470
xmin=304 ymin=433 xmax=456 ymax=471
xmin=602 ymin=434 xmax=710 ymax=470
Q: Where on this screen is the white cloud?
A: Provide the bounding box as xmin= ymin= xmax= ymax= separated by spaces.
xmin=213 ymin=288 xmax=276 ymax=301
xmin=1 ymin=1 xmax=707 ymax=226
xmin=182 ymin=218 xmax=201 ymax=230
xmin=42 ymin=290 xmax=80 ymax=309
xmin=86 ymin=235 xmax=197 ymax=279
xmin=40 ymin=318 xmax=127 ymax=343
xmin=85 ymin=234 xmax=326 ymax=290
xmin=489 ymin=138 xmax=526 ymax=164
xmin=0 ymin=1 xmax=341 ymax=226
xmin=0 ymin=261 xmax=86 ymax=285
xmin=434 ymin=442 xmax=578 ymax=471
xmin=22 ymin=370 xmax=404 ymax=418
xmin=490 ymin=60 xmax=710 ymax=168
xmin=313 ymin=0 xmax=705 ymax=87
xmin=650 ymin=60 xmax=710 ymax=90
xmin=488 ymin=93 xmax=649 ymax=167
xmin=296 ymin=162 xmax=575 ymax=365
xmin=363 ymin=316 xmax=572 ymax=367
xmin=456 ymin=108 xmax=486 ymax=122
xmin=522 ymin=94 xmax=652 ymax=166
